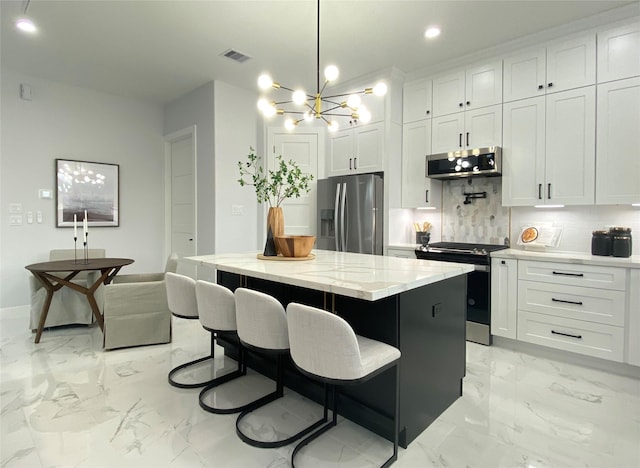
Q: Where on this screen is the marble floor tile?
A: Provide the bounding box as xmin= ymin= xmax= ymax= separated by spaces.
xmin=1 ymin=309 xmax=638 ymax=468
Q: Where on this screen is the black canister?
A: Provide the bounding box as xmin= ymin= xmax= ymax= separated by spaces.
xmin=591 ymin=230 xmax=611 ymax=256
xmin=610 ymin=227 xmax=632 ymax=258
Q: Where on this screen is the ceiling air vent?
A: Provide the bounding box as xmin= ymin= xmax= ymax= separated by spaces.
xmin=221 ymin=49 xmax=251 ymax=64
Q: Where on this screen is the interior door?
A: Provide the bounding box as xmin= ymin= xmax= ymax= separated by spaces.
xmin=269 ymin=131 xmax=318 ymax=236
xmin=164 ymin=127 xmax=196 ymax=277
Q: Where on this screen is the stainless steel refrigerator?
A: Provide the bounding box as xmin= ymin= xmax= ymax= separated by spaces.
xmin=317 ymin=173 xmax=383 ymax=255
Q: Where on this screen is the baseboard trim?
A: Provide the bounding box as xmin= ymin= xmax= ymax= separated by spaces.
xmin=0 ymin=305 xmax=29 ymax=319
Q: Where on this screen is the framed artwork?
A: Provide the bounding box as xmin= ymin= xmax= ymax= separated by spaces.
xmin=56 ymin=159 xmax=119 ymax=227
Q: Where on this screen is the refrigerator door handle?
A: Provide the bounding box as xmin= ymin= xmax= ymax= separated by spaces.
xmin=340 ymin=182 xmax=347 ymax=251
xmin=334 ymin=183 xmax=341 ymax=251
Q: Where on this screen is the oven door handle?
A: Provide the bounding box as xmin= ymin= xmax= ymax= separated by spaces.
xmin=474 ymin=265 xmax=490 ymax=272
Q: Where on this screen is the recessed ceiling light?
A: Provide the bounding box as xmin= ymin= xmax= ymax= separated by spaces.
xmin=16 ymin=18 xmax=37 ymax=33
xmin=424 ymin=26 xmax=440 ymax=39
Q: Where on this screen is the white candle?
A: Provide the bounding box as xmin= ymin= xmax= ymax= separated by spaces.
xmin=73 ymin=214 xmax=77 ymax=239
xmin=84 ymin=210 xmax=88 ymax=239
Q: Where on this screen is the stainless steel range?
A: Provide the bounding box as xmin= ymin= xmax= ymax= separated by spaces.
xmin=415 ymin=242 xmax=508 ymax=345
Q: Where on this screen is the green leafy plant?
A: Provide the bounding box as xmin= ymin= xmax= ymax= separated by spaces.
xmin=238 ymin=147 xmax=314 ymax=207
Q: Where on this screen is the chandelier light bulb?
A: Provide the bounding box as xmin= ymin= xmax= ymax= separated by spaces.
xmin=257 ymin=98 xmax=270 ymax=111
xmin=292 ymin=90 xmax=307 ymax=105
xmin=284 ymin=118 xmax=296 ymax=131
xmin=303 ymin=111 xmax=314 ymax=122
xmin=346 ymin=94 xmax=361 ymax=109
xmin=16 ymin=17 xmax=37 ymax=33
xmin=258 ymin=74 xmax=274 ymax=90
xmin=324 ymin=65 xmax=339 ymax=82
xmin=359 ymin=106 xmax=372 ymax=124
xmin=373 ymin=82 xmax=388 ymax=96
xmin=263 ymin=104 xmax=277 ymax=118
xmin=327 ymin=121 xmax=339 ymax=133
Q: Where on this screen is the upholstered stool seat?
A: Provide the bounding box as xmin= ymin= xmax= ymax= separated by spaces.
xmin=217 ymin=288 xmax=327 ymax=448
xmin=165 ymin=272 xmax=220 ymax=388
xmin=286 ymin=302 xmax=401 ymax=468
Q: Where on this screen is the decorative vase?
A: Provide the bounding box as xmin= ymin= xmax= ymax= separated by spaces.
xmin=265 ymin=207 xmax=284 ymax=256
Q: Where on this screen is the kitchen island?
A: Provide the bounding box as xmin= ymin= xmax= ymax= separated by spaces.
xmin=185 ymin=250 xmax=473 ymax=447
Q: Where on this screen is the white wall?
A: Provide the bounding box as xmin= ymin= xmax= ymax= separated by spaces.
xmin=213 ymin=81 xmax=259 ymax=253
xmin=0 ymin=71 xmax=165 ymax=308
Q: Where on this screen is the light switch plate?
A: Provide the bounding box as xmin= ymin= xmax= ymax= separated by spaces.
xmin=36 ymin=211 xmax=43 ymax=223
xmin=27 ymin=211 xmax=34 ymax=224
xmin=9 ymin=203 xmax=22 ymax=213
xmin=10 ymin=215 xmax=23 ymax=226
xmin=231 ymin=205 xmax=244 ymax=216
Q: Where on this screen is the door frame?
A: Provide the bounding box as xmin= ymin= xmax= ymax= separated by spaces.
xmin=163 ymin=125 xmax=197 ymax=262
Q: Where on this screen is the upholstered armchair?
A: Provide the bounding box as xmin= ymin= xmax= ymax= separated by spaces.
xmin=102 ymin=254 xmax=179 ymax=350
xmin=29 ymin=249 xmax=106 ymax=330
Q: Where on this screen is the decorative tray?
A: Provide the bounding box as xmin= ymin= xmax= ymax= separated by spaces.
xmin=517 ymin=225 xmax=562 ymax=248
xmin=257 ymin=253 xmax=316 ymax=261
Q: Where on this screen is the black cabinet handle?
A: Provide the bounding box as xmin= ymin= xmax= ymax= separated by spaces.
xmin=466 ymin=101 xmax=470 ymax=106
xmin=547 ymin=183 xmax=551 ymax=199
xmin=538 ymin=84 xmax=544 ymax=90
xmin=425 ymin=189 xmax=429 ymax=203
xmin=426 ymin=110 xmax=430 ymax=115
xmin=548 ymin=82 xmax=554 ymax=88
xmin=466 ymin=132 xmax=469 ymax=147
xmin=501 ymin=260 xmax=506 ymax=265
xmin=354 ymin=157 xmax=357 ymax=170
xmin=538 ymin=184 xmax=542 ymax=199
xmin=459 ymin=133 xmax=462 ymax=147
xmin=349 ymin=158 xmax=352 ymax=170
xmin=552 ymin=271 xmax=584 ymax=277
xmin=551 ymin=330 xmax=582 ymax=340
xmin=459 ymin=102 xmax=463 ymax=107
xmin=552 ymin=298 xmax=583 ymax=306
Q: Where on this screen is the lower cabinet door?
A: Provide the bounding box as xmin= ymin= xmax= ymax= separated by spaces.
xmin=517 ymin=310 xmax=624 ymax=362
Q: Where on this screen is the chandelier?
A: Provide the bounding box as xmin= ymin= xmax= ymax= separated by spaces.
xmin=256 ymin=0 xmax=387 ymax=132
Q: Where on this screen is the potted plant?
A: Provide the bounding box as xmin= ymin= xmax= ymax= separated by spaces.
xmin=238 ymin=147 xmax=313 ymax=255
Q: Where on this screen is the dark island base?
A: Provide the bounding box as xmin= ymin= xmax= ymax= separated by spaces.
xmin=217 ymin=271 xmax=467 ymax=448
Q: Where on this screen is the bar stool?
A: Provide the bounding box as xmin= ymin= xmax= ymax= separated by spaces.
xmin=165 ymin=272 xmax=218 ymax=388
xmin=229 ymin=288 xmax=327 ymax=448
xmin=286 ymin=302 xmax=401 ymax=468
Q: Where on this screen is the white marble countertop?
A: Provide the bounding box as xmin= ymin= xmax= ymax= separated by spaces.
xmin=185 ymin=249 xmax=473 ymax=301
xmin=386 ymin=243 xmax=420 ymax=251
xmin=492 ymin=248 xmax=640 ymax=268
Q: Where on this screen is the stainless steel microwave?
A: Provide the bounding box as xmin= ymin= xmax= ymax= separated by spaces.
xmin=426 ymin=146 xmax=502 ymax=179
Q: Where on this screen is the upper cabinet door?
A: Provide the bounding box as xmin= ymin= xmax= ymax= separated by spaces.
xmin=432 ymin=70 xmax=465 ymax=117
xmin=328 ymin=130 xmax=353 ymax=176
xmin=546 ymin=33 xmax=596 ymax=93
xmin=464 ymin=105 xmax=502 ymax=149
xmin=353 ymin=122 xmax=384 ymax=174
xmin=545 ymin=86 xmax=596 ymax=205
xmin=598 ymin=22 xmax=640 ymax=83
xmin=402 ymin=119 xmax=441 ymax=209
xmin=403 ymin=79 xmax=433 ymax=123
xmin=431 ymin=113 xmax=465 ymax=153
xmin=503 ymin=48 xmax=546 ymax=102
xmin=465 ymin=60 xmax=503 ymax=110
xmin=596 ymin=77 xmax=640 ymax=205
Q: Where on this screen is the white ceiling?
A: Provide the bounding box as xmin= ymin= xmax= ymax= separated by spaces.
xmin=1 ymin=0 xmax=638 ymax=105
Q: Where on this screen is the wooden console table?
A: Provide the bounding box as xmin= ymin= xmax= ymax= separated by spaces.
xmin=25 ymin=258 xmax=134 ymax=343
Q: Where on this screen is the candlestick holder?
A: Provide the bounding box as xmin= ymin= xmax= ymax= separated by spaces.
xmin=83 ymin=234 xmax=89 ymax=265
xmin=74 ymin=236 xmax=78 ymax=264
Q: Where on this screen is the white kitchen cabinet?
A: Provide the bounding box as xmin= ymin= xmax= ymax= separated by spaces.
xmin=432 ymin=60 xmax=502 ymax=117
xmin=403 ymin=79 xmax=433 ymax=123
xmin=431 ymin=104 xmax=502 ymax=153
xmin=401 ymin=119 xmax=442 ymax=208
xmin=516 ymin=260 xmax=627 ymax=362
xmin=503 ymin=33 xmax=596 ymax=102
xmin=597 ymin=22 xmax=640 ymax=83
xmin=627 ymin=269 xmax=640 ymax=367
xmin=596 ymin=77 xmax=640 ymax=205
xmin=328 ymin=122 xmax=384 ymax=177
xmin=502 ymin=86 xmax=595 ymax=206
xmin=491 ymin=258 xmax=518 ymax=339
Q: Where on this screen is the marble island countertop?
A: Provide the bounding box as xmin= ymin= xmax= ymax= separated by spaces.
xmin=492 ymin=248 xmax=640 ymax=268
xmin=185 ymin=249 xmax=474 ymax=301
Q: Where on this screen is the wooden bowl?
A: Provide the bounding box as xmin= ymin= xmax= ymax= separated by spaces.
xmin=274 ymin=235 xmax=316 ymax=257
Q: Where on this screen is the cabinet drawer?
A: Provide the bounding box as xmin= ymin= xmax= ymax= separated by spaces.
xmin=518 ymin=280 xmax=625 ymax=326
xmin=517 ymin=311 xmax=624 ymax=362
xmin=518 ymin=260 xmax=626 ymax=290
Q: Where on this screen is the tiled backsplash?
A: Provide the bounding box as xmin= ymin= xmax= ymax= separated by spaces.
xmin=441 ymin=178 xmax=510 ymax=245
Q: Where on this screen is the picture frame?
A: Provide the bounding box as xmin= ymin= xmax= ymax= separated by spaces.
xmin=56 ymin=159 xmax=119 ymax=227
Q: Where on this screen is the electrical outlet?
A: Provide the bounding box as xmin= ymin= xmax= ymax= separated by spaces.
xmin=10 ymin=215 xmax=23 ymax=226
xmin=36 ymin=211 xmax=43 ymax=223
xmin=27 ymin=211 xmax=34 ymax=224
xmin=231 ymin=205 xmax=244 ymax=216
xmin=9 ymin=203 xmax=22 ymax=213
